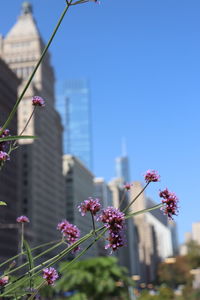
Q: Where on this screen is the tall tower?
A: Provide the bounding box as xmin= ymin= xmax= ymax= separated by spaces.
xmin=56 ymin=79 xmax=93 ymax=171
xmin=0 ymin=2 xmax=65 ymax=247
xmin=115 ymin=139 xmax=130 ymax=183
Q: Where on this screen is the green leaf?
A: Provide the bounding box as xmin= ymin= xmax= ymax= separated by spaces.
xmin=23 ymin=240 xmax=34 ymax=289
xmin=0 ymin=135 xmax=37 ymax=142
xmin=126 ymin=203 xmax=163 ymax=219
xmin=0 ymin=201 xmax=7 ymax=206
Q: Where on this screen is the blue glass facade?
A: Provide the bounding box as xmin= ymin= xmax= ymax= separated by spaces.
xmin=56 ymin=79 xmax=93 ymax=170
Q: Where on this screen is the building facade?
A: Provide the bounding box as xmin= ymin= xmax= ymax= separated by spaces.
xmin=0 ymin=2 xmax=65 ymax=249
xmin=63 ymin=154 xmax=97 ymax=258
xmin=0 ymin=59 xmax=20 ymax=261
xmin=130 ymin=182 xmax=173 ymax=283
xmin=108 ymin=178 xmax=140 ymax=276
xmin=56 ymin=79 xmax=93 ymax=171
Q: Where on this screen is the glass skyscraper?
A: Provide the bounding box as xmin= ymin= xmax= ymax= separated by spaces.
xmin=56 ymin=79 xmax=93 ymax=170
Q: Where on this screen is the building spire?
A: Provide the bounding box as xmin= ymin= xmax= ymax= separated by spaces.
xmin=21 ymin=1 xmax=33 ymax=15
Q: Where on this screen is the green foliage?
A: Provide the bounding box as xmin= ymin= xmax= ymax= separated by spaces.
xmin=187 ymin=240 xmax=200 ymax=269
xmin=56 ymin=256 xmax=132 ymax=300
xmin=157 ymin=256 xmax=192 ymax=288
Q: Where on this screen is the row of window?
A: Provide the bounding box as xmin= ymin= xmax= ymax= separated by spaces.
xmin=13 ymin=66 xmax=34 ymax=78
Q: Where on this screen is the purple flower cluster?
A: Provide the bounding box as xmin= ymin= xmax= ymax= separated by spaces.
xmin=144 ymin=170 xmax=160 ymax=183
xmin=57 ymin=220 xmax=80 ymax=245
xmin=43 ymin=267 xmax=58 ymax=285
xmin=0 ymin=128 xmax=10 ymax=151
xmin=32 ymin=96 xmax=45 ymax=107
xmin=159 ymin=188 xmax=179 ymax=219
xmin=0 ymin=128 xmax=10 ymax=162
xmin=78 ymin=197 xmax=101 ymax=216
xmin=124 ymin=183 xmax=132 ymax=190
xmin=16 ymin=215 xmax=30 ymax=223
xmin=0 ymin=277 xmax=8 ymax=287
xmin=99 ymin=207 xmax=125 ymax=251
xmin=0 ymin=151 xmax=10 ymax=162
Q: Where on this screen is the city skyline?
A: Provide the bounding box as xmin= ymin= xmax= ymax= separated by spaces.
xmin=0 ymin=0 xmax=200 ymax=243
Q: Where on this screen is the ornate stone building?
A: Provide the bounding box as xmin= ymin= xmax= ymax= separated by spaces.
xmin=0 ymin=2 xmax=65 ymax=249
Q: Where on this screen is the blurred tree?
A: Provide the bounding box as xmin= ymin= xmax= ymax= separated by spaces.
xmin=187 ymin=240 xmax=200 ymax=269
xmin=56 ymin=256 xmax=132 ymax=300
xmin=157 ymin=256 xmax=192 ymax=288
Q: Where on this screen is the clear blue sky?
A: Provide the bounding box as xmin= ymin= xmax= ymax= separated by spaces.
xmin=0 ymin=0 xmax=200 ymax=243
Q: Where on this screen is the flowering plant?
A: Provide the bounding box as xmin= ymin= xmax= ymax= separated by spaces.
xmin=0 ymin=1 xmax=178 ymax=299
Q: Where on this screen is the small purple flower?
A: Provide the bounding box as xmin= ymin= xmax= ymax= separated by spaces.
xmin=32 ymin=96 xmax=45 ymax=107
xmin=0 ymin=128 xmax=10 ymax=152
xmin=99 ymin=207 xmax=125 ymax=251
xmin=43 ymin=267 xmax=58 ymax=286
xmin=159 ymin=188 xmax=179 ymax=219
xmin=0 ymin=276 xmax=8 ymax=286
xmin=57 ymin=220 xmax=69 ymax=232
xmin=57 ymin=220 xmax=80 ymax=245
xmin=144 ymin=170 xmax=160 ymax=183
xmin=16 ymin=215 xmax=30 ymax=223
xmin=0 ymin=151 xmax=10 ymax=162
xmin=159 ymin=188 xmax=171 ymax=199
xmin=124 ymin=183 xmax=132 ymax=190
xmin=99 ymin=207 xmax=125 ymax=231
xmin=78 ymin=197 xmax=101 ymax=216
xmin=105 ymin=230 xmax=125 ymax=251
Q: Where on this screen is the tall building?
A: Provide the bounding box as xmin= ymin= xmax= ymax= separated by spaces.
xmin=115 ymin=140 xmax=130 ymax=183
xmin=56 ymin=79 xmax=93 ymax=170
xmin=115 ymin=156 xmax=130 ymax=183
xmin=63 ymin=154 xmax=97 ymax=258
xmin=192 ymin=222 xmax=200 ymax=245
xmin=94 ymin=177 xmax=113 ymax=208
xmin=0 ymin=58 xmax=20 ymax=261
xmin=130 ymin=182 xmax=173 ymax=283
xmin=108 ymin=178 xmax=140 ymax=276
xmin=0 ymin=2 xmax=65 ymax=248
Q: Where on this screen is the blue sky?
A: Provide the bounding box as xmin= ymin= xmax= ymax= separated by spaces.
xmin=0 ymin=0 xmax=200 ymax=243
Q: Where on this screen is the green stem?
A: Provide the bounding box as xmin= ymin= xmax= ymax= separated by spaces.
xmin=4 ymin=241 xmax=64 ymax=277
xmin=28 ymin=281 xmax=46 ymax=300
xmin=21 ymin=223 xmax=24 ymax=254
xmin=91 ymin=212 xmax=97 ymax=236
xmin=0 ymin=239 xmax=61 ymax=269
xmin=1 ymin=231 xmax=94 ymax=295
xmin=118 ymin=189 xmax=126 ymax=210
xmin=0 ymin=1 xmax=72 ymax=136
xmin=13 ymin=107 xmax=36 ymax=148
xmin=1 ymin=228 xmax=105 ymax=297
xmin=61 ymin=227 xmax=107 ymax=273
xmin=125 ymin=203 xmax=163 ymax=219
xmin=123 ymin=182 xmax=150 ymax=213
